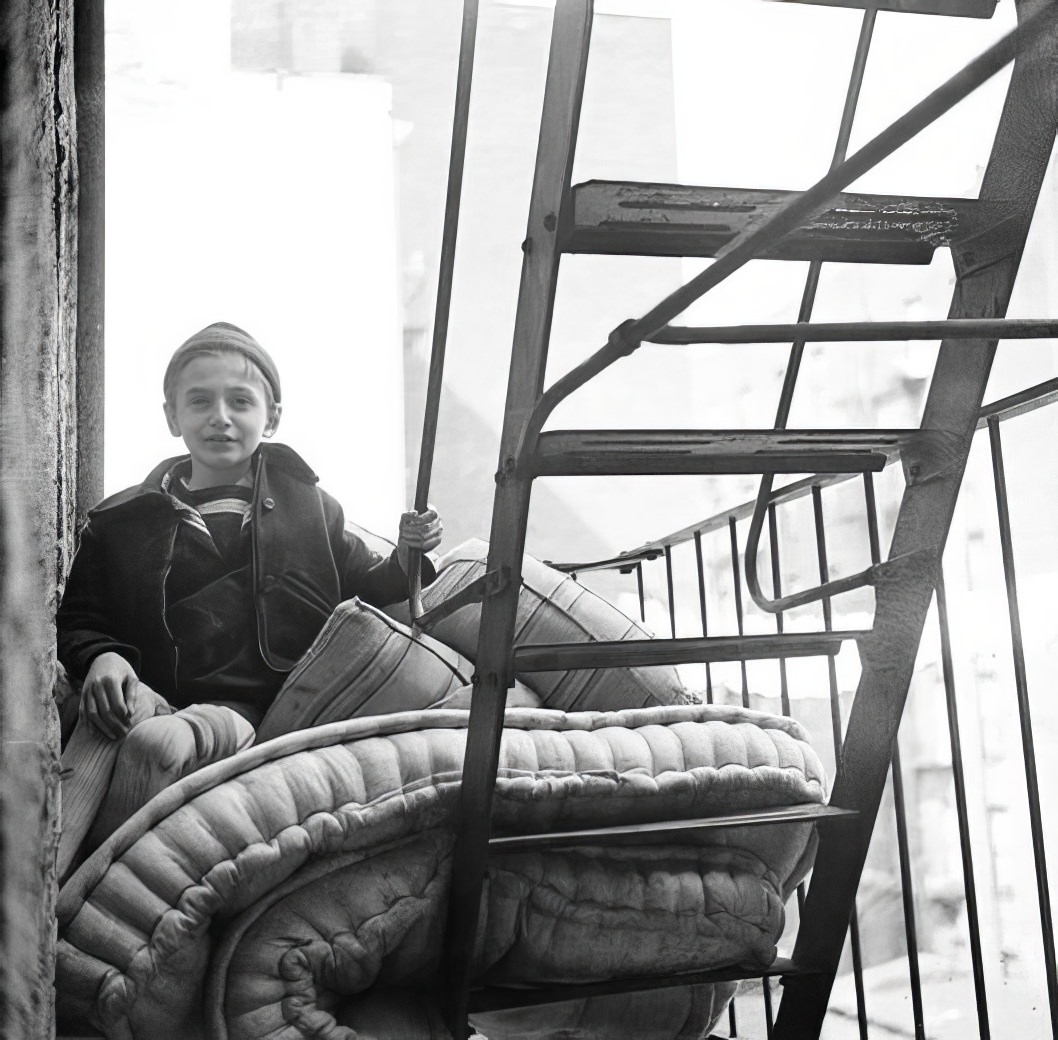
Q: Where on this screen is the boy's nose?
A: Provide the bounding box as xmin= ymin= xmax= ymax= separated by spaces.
xmin=210 ymin=405 xmax=231 ymax=427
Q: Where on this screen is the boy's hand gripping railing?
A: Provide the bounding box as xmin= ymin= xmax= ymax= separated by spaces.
xmin=406 ymin=0 xmax=479 ymax=624
xmin=442 ymin=8 xmax=1058 ymax=1038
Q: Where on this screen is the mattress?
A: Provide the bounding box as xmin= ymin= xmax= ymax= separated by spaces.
xmin=56 ymin=704 xmax=825 ymax=1040
xmin=256 ymin=597 xmax=540 ymax=742
xmin=389 ymin=539 xmax=691 ymax=711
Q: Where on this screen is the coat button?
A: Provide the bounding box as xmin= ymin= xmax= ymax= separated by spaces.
xmin=262 ymin=497 xmax=276 ymax=511
xmin=261 ymin=575 xmax=277 ymax=592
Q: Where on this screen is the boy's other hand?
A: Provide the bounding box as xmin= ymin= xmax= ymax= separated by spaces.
xmin=396 ymin=508 xmax=444 ymax=572
xmin=81 ymin=652 xmax=139 ymax=740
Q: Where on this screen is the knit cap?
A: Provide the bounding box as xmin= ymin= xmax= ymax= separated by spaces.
xmin=165 ymin=322 xmax=282 ymax=403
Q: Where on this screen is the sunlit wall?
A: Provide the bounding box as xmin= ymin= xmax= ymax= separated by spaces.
xmin=105 ymin=0 xmax=406 ymax=536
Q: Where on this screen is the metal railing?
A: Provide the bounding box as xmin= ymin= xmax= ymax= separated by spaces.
xmin=551 ymin=375 xmax=1058 ymax=1039
xmin=406 ymin=1 xmax=1058 ymax=1032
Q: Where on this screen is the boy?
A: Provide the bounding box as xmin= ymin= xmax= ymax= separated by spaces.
xmin=57 ymin=321 xmax=442 ymax=861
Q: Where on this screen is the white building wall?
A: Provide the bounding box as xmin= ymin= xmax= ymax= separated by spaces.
xmin=105 ymin=0 xmax=406 ymax=535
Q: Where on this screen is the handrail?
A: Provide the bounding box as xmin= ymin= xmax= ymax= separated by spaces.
xmin=739 ymin=6 xmax=877 ymax=607
xmin=649 ymin=317 xmax=1058 ymax=345
xmin=741 ymin=4 xmax=1057 ymax=615
xmin=546 ymin=472 xmax=855 ymax=575
xmin=977 ymin=374 xmax=1058 ymax=426
xmin=739 ymin=8 xmax=873 ymax=618
xmin=407 ymin=0 xmax=479 ymax=622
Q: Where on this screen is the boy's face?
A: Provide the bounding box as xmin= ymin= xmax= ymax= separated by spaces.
xmin=163 ymin=353 xmax=281 ymax=488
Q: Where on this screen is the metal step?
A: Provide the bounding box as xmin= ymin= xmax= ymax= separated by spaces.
xmin=532 ymin=429 xmax=916 ymax=476
xmin=512 ymin=631 xmax=860 ymax=672
xmin=468 ymin=956 xmax=813 ymax=1014
xmin=490 ymin=804 xmax=857 ymax=853
xmin=564 ymin=181 xmax=1010 ymax=263
xmin=771 ymin=0 xmax=996 ymax=16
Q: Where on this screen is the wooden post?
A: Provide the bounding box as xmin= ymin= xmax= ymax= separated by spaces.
xmin=75 ymin=0 xmax=106 ymax=522
xmin=0 ymin=0 xmax=79 ymax=1036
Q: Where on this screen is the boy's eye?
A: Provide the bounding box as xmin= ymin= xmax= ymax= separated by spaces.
xmin=231 ymin=396 xmax=253 ymax=408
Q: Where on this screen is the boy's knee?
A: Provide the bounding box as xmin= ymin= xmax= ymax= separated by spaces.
xmin=179 ymin=705 xmax=255 ymax=763
xmin=117 ymin=714 xmax=199 ymax=785
xmin=117 ymin=705 xmax=253 ymax=786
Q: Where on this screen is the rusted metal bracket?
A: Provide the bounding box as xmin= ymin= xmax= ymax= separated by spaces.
xmin=518 ymin=317 xmax=643 ymax=460
xmin=856 ymin=549 xmax=941 ymax=667
xmin=413 ymin=567 xmax=510 ymax=632
xmin=900 ymin=428 xmax=966 ymax=486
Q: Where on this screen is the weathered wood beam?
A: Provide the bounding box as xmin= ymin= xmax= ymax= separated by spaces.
xmin=74 ymin=0 xmax=105 ymax=522
xmin=0 ymin=1 xmax=78 ymax=1037
xmin=565 ymin=181 xmax=1015 ymax=263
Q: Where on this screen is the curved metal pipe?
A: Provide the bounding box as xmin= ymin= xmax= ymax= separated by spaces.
xmin=744 ymin=8 xmax=875 ymax=614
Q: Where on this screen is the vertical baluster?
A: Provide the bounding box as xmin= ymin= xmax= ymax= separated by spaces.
xmin=864 ymin=473 xmax=926 ymax=1040
xmin=408 ymin=0 xmax=481 ymax=619
xmin=780 ymin=17 xmax=877 ymax=1026
xmin=767 ymin=503 xmax=792 ymax=719
xmin=761 ymin=509 xmax=782 ymax=1040
xmin=763 ymin=975 xmax=775 ymax=1039
xmin=988 ymin=417 xmax=1058 ymax=1034
xmin=635 ymin=562 xmax=646 ymax=624
xmin=812 ymin=484 xmax=868 ymax=1040
xmin=727 ymin=517 xmax=746 ymax=1032
xmin=890 ymin=746 xmax=926 ymax=1039
xmin=664 ymin=544 xmax=677 ymax=639
xmin=811 ymin=487 xmax=841 ymax=752
xmin=729 ymin=517 xmax=750 ymax=709
xmin=694 ymin=531 xmax=714 ymax=704
xmin=936 ymin=571 xmax=991 ymax=1039
xmin=767 ymin=10 xmax=875 ymax=1024
xmin=768 ymin=500 xmax=804 ymax=916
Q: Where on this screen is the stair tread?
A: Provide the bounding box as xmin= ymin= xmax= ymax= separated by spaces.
xmin=490 ymin=805 xmax=857 ymax=852
xmin=468 ymin=956 xmax=812 ymax=1013
xmin=565 ymin=181 xmax=1013 ymax=263
xmin=512 ymin=631 xmax=862 ymax=671
xmin=533 ymin=428 xmax=918 ymax=476
xmin=773 ymin=0 xmax=996 ymax=16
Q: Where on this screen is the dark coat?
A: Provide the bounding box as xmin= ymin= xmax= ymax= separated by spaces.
xmin=56 ymin=443 xmax=431 ymax=703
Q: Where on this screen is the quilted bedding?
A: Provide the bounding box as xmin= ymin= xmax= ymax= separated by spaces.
xmin=56 ymin=704 xmax=824 ymax=1040
xmin=388 ymin=539 xmax=690 ymax=711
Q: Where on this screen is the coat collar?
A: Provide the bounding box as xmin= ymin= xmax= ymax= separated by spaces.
xmin=92 ymin=443 xmax=319 ymax=514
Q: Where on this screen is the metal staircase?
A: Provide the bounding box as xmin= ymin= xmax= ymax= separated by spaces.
xmin=421 ymin=1 xmax=1058 ymax=1036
